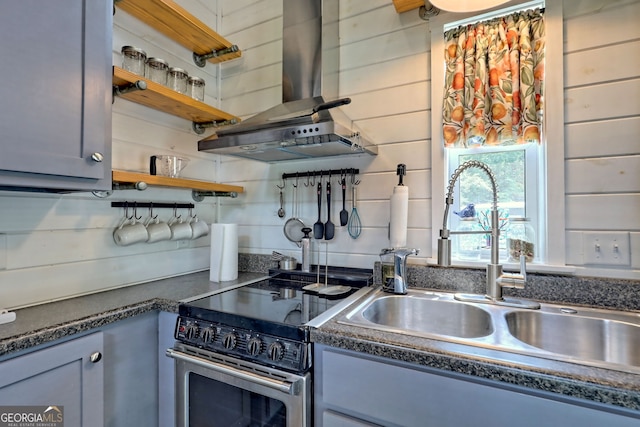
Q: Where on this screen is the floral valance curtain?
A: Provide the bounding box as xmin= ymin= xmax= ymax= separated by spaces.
xmin=442 ymin=9 xmax=545 ymax=148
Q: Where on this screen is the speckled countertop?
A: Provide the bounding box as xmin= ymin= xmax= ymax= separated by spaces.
xmin=311 ymin=285 xmax=640 ymax=413
xmin=0 ymin=270 xmax=266 ymax=358
xmin=2 ymin=255 xmax=639 ymax=414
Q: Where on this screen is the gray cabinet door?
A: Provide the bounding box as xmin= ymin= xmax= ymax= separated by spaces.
xmin=103 ymin=311 xmax=160 ymax=427
xmin=0 ymin=0 xmax=112 ymax=191
xmin=315 ymin=345 xmax=640 ymax=427
xmin=0 ymin=333 xmax=104 ymax=426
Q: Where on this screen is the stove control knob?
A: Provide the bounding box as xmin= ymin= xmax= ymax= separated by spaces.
xmin=201 ymin=327 xmax=215 ymax=344
xmin=185 ymin=325 xmax=199 ymax=340
xmin=247 ymin=338 xmax=263 ymax=356
xmin=267 ymin=342 xmax=285 ymax=361
xmin=222 ymin=332 xmax=238 ymax=350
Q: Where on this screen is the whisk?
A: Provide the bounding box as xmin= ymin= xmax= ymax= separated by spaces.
xmin=347 ymin=185 xmax=361 ymax=239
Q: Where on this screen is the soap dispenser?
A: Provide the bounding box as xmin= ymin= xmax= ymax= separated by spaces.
xmin=301 ymin=227 xmax=312 ymax=272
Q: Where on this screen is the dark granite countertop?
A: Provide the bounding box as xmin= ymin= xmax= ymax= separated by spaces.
xmin=0 ymin=271 xmax=267 ymax=358
xmin=311 ymin=287 xmax=640 ymax=413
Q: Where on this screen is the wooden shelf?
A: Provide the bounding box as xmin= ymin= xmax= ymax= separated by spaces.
xmin=115 ymin=0 xmax=241 ymax=64
xmin=392 ymin=0 xmax=424 ymax=13
xmin=113 ymin=67 xmax=240 ymax=124
xmin=113 ymin=170 xmax=244 ymax=193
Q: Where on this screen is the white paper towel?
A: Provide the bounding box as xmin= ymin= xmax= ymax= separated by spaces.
xmin=390 ymin=186 xmax=408 ymax=248
xmin=210 ymin=223 xmax=238 ymax=282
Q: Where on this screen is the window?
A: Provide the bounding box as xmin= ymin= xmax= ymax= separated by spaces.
xmin=446 ymin=141 xmax=540 ymax=263
xmin=430 ymin=0 xmax=565 ymax=268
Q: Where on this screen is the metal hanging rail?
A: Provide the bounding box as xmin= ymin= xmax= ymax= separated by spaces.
xmin=111 ymin=201 xmax=195 ymax=210
xmin=282 ymin=168 xmax=359 ymax=181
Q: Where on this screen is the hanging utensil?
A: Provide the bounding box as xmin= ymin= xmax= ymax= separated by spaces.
xmin=339 ymin=177 xmax=348 ymax=226
xmin=277 ymin=188 xmax=285 ymax=218
xmin=283 ymin=180 xmax=306 ymax=246
xmin=324 ymin=181 xmax=335 ymax=240
xmin=348 ymin=185 xmax=362 ymax=239
xmin=313 ymin=182 xmax=324 ymax=239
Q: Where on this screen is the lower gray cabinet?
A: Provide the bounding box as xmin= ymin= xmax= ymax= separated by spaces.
xmin=314 ymin=345 xmax=640 ymax=427
xmin=0 ymin=332 xmax=104 ymax=426
xmin=0 ymin=310 xmax=178 ymax=427
xmin=103 ymin=311 xmax=161 ymax=427
xmin=158 ymin=311 xmax=178 ymax=427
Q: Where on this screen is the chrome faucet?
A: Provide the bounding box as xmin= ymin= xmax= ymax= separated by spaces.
xmin=437 ymin=160 xmax=539 ymax=309
xmin=380 ymin=247 xmax=419 ymax=294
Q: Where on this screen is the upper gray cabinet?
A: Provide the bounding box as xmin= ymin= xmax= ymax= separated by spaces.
xmin=0 ymin=0 xmax=112 ymax=192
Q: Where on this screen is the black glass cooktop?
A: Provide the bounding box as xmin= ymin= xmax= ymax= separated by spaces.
xmin=179 ymin=269 xmax=371 ymax=341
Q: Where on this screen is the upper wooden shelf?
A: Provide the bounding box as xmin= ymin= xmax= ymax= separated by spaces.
xmin=114 ymin=0 xmax=241 ymax=64
xmin=392 ymin=0 xmax=424 ymax=13
xmin=113 ymin=66 xmax=240 ymax=124
xmin=112 ymin=170 xmax=244 ymax=193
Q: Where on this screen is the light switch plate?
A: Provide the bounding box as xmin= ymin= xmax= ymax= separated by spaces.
xmin=583 ymin=232 xmax=630 ymax=266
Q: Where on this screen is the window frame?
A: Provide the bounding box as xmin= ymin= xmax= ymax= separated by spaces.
xmin=430 ymin=0 xmax=566 ymax=269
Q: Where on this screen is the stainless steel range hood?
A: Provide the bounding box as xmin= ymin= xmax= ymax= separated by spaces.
xmin=198 ymin=0 xmax=377 ymax=162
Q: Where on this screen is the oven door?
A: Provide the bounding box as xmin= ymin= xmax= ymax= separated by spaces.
xmin=167 ymin=345 xmax=311 ymax=427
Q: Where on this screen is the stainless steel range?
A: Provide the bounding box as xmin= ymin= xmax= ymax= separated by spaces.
xmin=167 ymin=268 xmax=372 ymax=427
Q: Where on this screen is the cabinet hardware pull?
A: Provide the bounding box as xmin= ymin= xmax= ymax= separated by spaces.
xmin=90 ymin=152 xmax=105 ymax=163
xmin=90 ymin=352 xmax=102 ymax=363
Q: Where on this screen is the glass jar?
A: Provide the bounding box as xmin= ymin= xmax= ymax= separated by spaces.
xmin=168 ymin=67 xmax=189 ymax=94
xmin=145 ymin=57 xmax=169 ymax=85
xmin=454 ymin=218 xmax=483 ymax=261
xmin=188 ymin=76 xmax=206 ymax=102
xmin=507 ymin=217 xmax=535 ymax=262
xmin=121 ymin=46 xmax=147 ymax=76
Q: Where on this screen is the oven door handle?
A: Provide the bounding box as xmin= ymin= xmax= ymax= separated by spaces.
xmin=166 ymin=348 xmax=301 ymax=396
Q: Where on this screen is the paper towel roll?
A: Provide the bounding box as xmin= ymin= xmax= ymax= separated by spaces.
xmin=210 ymin=223 xmax=238 ymax=282
xmin=390 ymin=186 xmax=408 ymax=248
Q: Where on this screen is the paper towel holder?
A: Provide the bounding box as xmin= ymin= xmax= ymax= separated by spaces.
xmin=396 ymin=163 xmax=406 ymax=185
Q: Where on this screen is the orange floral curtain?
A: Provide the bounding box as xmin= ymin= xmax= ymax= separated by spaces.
xmin=442 ymin=9 xmax=545 ymax=148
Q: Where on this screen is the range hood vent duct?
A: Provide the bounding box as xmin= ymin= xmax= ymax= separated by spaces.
xmin=198 ymin=0 xmax=377 ymax=162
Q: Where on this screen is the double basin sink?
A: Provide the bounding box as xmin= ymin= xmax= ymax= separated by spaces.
xmin=338 ymin=288 xmax=640 ymax=373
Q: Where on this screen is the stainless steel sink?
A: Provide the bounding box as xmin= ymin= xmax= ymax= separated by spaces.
xmin=505 ymin=310 xmax=640 ymax=366
xmin=337 ymin=288 xmax=640 ymax=374
xmin=360 ymin=295 xmax=492 ymax=338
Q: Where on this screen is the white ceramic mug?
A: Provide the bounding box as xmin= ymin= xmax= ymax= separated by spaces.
xmin=190 ymin=218 xmax=209 ymax=239
xmin=145 ymin=217 xmax=172 ymax=243
xmin=169 ymin=217 xmax=193 ymax=240
xmin=113 ymin=217 xmax=149 ymax=246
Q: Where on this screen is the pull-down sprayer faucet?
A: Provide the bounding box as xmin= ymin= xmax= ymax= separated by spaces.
xmin=438 ymin=160 xmax=539 ymax=309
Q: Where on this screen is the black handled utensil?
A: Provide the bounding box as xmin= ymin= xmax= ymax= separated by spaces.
xmin=324 ymin=181 xmax=335 ymax=240
xmin=313 ymin=182 xmax=324 ymax=239
xmin=340 ymin=177 xmax=348 ymax=226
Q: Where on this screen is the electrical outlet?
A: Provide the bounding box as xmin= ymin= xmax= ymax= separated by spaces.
xmin=583 ymin=232 xmax=630 ymax=266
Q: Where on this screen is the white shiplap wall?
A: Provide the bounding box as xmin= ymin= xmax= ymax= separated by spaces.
xmin=216 ymin=0 xmax=433 ymax=270
xmin=562 ymin=0 xmax=640 ymax=277
xmin=0 ymin=0 xmax=638 ymax=309
xmin=0 ymin=0 xmax=225 ymax=309
xmin=216 ymin=0 xmax=640 ymax=279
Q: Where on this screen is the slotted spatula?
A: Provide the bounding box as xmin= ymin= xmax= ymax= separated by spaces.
xmin=340 ymin=177 xmax=349 ymax=226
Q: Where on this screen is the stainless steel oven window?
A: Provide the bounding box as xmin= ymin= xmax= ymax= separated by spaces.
xmin=168 ymin=346 xmax=311 ymax=427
